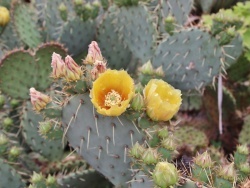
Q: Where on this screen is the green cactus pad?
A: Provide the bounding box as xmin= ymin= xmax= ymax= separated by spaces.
xmin=12 ymin=2 xmax=42 ymax=48
xmin=152 ymin=28 xmax=223 ymax=91
xmin=223 ymin=34 xmax=243 ymax=69
xmin=97 ymin=7 xmax=132 ymax=70
xmin=130 ymin=171 xmax=154 ymax=188
xmin=239 ymin=115 xmax=250 ymax=145
xmin=180 ymin=94 xmax=202 ymax=111
xmin=114 ymin=4 xmax=157 ymax=63
xmin=57 ymin=169 xmax=112 ymax=188
xmin=59 ymin=18 xmax=95 ymax=56
xmin=174 ymin=125 xmax=208 ymax=152
xmin=157 ymin=0 xmax=193 ymax=32
xmin=21 ymin=102 xmax=64 ymax=160
xmin=62 ymin=94 xmax=145 ymax=187
xmin=0 ymin=23 xmax=22 ymax=51
xmin=0 ymin=158 xmax=25 ymax=187
xmin=0 ymin=43 xmax=67 ymax=99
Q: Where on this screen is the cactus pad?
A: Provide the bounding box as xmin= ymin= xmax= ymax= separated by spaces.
xmin=62 ymin=93 xmax=145 ymax=187
xmin=59 ymin=18 xmax=95 ymax=56
xmin=0 ymin=158 xmax=25 ymax=188
xmin=97 ymin=7 xmax=132 ymax=69
xmin=114 ymin=5 xmax=157 ymax=63
xmin=21 ymin=102 xmax=64 ymax=160
xmin=152 ymin=28 xmax=223 ymax=91
xmin=0 ymin=43 xmax=67 ymax=99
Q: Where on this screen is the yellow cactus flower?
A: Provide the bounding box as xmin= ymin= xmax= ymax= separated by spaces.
xmin=0 ymin=6 xmax=10 ymax=26
xmin=90 ymin=69 xmax=134 ymax=116
xmin=144 ymin=79 xmax=181 ymax=121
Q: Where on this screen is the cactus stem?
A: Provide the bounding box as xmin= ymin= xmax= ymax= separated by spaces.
xmin=93 ymin=105 xmax=99 ymax=136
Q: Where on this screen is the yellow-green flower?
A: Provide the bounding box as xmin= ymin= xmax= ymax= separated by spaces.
xmin=143 ymin=79 xmax=181 ymax=121
xmin=0 ymin=6 xmax=10 ymax=26
xmin=90 ymin=69 xmax=134 ymax=116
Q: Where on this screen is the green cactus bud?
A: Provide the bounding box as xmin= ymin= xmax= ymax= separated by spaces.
xmin=131 ymin=93 xmax=144 ymax=111
xmin=153 ymin=162 xmax=179 ymax=188
xmin=217 ymin=162 xmax=236 ymax=182
xmin=140 ymin=61 xmax=154 ymax=75
xmin=158 ymin=128 xmax=169 ymax=139
xmin=101 ymin=0 xmax=109 ymax=10
xmin=142 ymin=148 xmax=159 ymax=165
xmin=58 ymin=3 xmax=67 ymax=21
xmin=154 ymin=66 xmax=164 ymax=77
xmin=74 ymin=0 xmax=83 ymax=5
xmin=160 ymin=134 xmax=176 ymax=151
xmin=10 ymin=99 xmax=19 ymax=108
xmin=8 ymin=146 xmax=21 ymax=161
xmin=0 ymin=95 xmax=5 ymax=108
xmin=3 ymin=117 xmax=13 ymax=131
xmin=91 ymin=0 xmax=101 ymax=19
xmin=46 ymin=175 xmax=58 ymax=187
xmin=193 ymin=151 xmax=213 ymax=168
xmin=238 ymin=163 xmax=250 ymax=181
xmin=31 ymin=172 xmax=46 ymax=187
xmin=0 ymin=134 xmax=8 ymax=155
xmin=130 ymin=142 xmax=145 ymax=159
xmin=165 ymin=16 xmax=175 ymax=35
xmin=39 ymin=121 xmax=63 ymax=140
xmin=135 ymin=83 xmax=144 ymax=94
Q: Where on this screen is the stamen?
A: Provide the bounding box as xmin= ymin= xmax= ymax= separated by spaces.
xmin=104 ymin=90 xmax=122 ymax=107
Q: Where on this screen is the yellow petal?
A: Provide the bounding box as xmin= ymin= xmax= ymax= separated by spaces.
xmin=144 ymin=79 xmax=182 ymax=121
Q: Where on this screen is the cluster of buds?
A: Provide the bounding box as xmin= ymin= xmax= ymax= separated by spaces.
xmin=51 ymin=53 xmax=83 ymax=82
xmin=139 ymin=61 xmax=164 ymax=77
xmin=84 ymin=41 xmax=107 ymax=80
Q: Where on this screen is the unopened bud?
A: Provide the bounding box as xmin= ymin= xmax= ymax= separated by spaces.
xmin=10 ymin=99 xmax=19 ymax=108
xmin=29 ymin=88 xmax=51 ymax=112
xmin=153 ymin=162 xmax=179 ymax=188
xmin=51 ymin=52 xmax=65 ymax=79
xmin=140 ymin=61 xmax=154 ymax=75
xmin=142 ymin=148 xmax=158 ymax=165
xmin=31 ymin=172 xmax=44 ymax=184
xmin=160 ymin=134 xmax=176 ymax=151
xmin=58 ymin=3 xmax=67 ymax=21
xmin=217 ymin=162 xmax=236 ymax=182
xmin=239 ymin=163 xmax=250 ymax=175
xmin=64 ymin=56 xmax=83 ymax=82
xmin=158 ymin=128 xmax=169 ymax=139
xmin=0 ymin=95 xmax=5 ymax=108
xmin=131 ymin=93 xmax=144 ymax=111
xmin=194 ymin=151 xmax=213 ymax=168
xmin=85 ymin=41 xmax=103 ymax=65
xmin=46 ymin=175 xmax=57 ymax=186
xmin=39 ymin=121 xmax=63 ymax=140
xmin=0 ymin=6 xmax=10 ymax=26
xmin=3 ymin=117 xmax=13 ymax=131
xmin=236 ymin=144 xmax=249 ymax=155
xmin=0 ymin=134 xmax=8 ymax=145
xmin=9 ymin=146 xmax=21 ymax=159
xmin=154 ymin=66 xmax=164 ymax=77
xmin=91 ymin=60 xmax=107 ymax=80
xmin=130 ymin=142 xmax=145 ymax=159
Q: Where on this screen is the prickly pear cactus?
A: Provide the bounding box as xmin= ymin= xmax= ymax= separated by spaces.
xmin=62 ymin=94 xmax=145 ymax=187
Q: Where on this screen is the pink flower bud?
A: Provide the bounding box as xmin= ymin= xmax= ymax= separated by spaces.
xmin=91 ymin=60 xmax=107 ymax=80
xmin=30 ymin=88 xmax=51 ymax=112
xmin=84 ymin=41 xmax=103 ymax=64
xmin=51 ymin=52 xmax=65 ymax=78
xmin=64 ymin=56 xmax=83 ymax=82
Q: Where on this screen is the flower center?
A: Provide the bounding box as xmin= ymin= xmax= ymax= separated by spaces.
xmin=104 ymin=90 xmax=122 ymax=107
